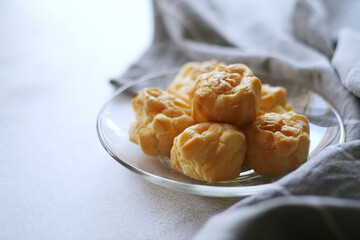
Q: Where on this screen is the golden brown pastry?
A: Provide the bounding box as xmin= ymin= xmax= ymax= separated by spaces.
xmin=129 ymin=88 xmax=195 ymax=157
xmin=258 ymin=84 xmax=293 ymax=115
xmin=244 ymin=112 xmax=310 ymax=176
xmin=170 ymin=122 xmax=246 ymax=182
xmin=192 ymin=64 xmax=262 ymax=127
xmin=166 ymin=60 xmax=220 ymax=103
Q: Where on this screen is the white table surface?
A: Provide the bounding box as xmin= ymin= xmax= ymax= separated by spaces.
xmin=0 ymin=1 xmax=242 ymax=239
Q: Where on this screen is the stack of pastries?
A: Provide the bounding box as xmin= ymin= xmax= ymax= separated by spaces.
xmin=129 ymin=61 xmax=310 ymax=182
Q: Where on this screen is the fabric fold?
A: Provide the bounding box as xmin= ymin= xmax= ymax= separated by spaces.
xmin=332 ymin=28 xmax=360 ymax=98
xmin=194 ymin=196 xmax=360 ymax=240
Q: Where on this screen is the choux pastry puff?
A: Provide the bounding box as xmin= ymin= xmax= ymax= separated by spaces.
xmin=244 ymin=111 xmax=310 ymax=176
xmin=192 ymin=64 xmax=262 ymax=127
xmin=129 ymin=88 xmax=195 ymax=157
xmin=258 ymin=84 xmax=293 ymax=115
xmin=166 ymin=60 xmax=220 ymax=103
xmin=171 ymin=122 xmax=246 ymax=182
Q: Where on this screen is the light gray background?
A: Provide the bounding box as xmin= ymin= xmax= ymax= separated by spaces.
xmin=0 ymin=1 xmax=241 ymax=239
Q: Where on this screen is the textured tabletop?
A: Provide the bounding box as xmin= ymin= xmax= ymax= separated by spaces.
xmin=0 ymin=1 xmax=240 ymax=239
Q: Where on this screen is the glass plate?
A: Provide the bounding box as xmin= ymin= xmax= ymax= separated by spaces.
xmin=97 ymin=72 xmax=345 ymax=197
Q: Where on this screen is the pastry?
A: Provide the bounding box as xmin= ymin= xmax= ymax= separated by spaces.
xmin=129 ymin=88 xmax=195 ymax=157
xmin=258 ymin=84 xmax=293 ymax=115
xmin=171 ymin=122 xmax=246 ymax=182
xmin=244 ymin=112 xmax=310 ymax=176
xmin=166 ymin=60 xmax=220 ymax=103
xmin=128 ymin=61 xmax=311 ymax=182
xmin=192 ymin=64 xmax=262 ymax=127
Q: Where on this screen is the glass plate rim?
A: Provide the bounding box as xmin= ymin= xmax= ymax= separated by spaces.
xmin=96 ymin=72 xmax=346 ymax=197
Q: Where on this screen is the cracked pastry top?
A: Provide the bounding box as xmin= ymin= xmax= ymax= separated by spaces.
xmin=171 ymin=122 xmax=246 ymax=182
xmin=129 ymin=88 xmax=195 ymax=157
xmin=244 ymin=111 xmax=310 ymax=176
xmin=166 ymin=60 xmax=220 ymax=103
xmin=192 ymin=64 xmax=262 ymax=127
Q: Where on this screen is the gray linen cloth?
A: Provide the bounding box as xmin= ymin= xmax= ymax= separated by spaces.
xmin=114 ymin=0 xmax=360 ymax=239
